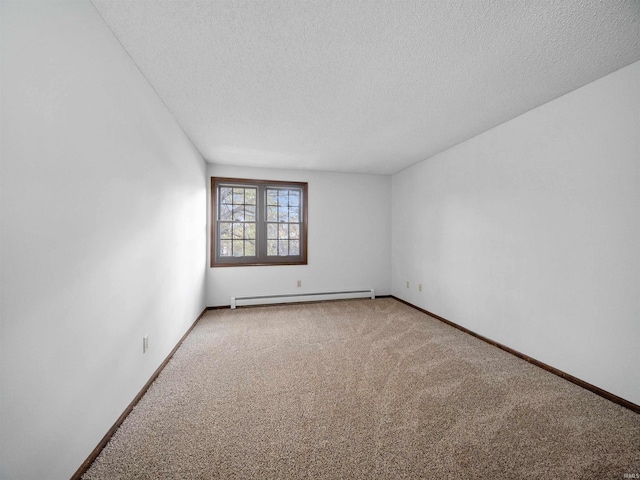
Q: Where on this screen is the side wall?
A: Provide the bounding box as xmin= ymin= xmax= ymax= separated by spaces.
xmin=0 ymin=2 xmax=207 ymax=479
xmin=392 ymin=61 xmax=640 ymax=405
xmin=207 ymin=164 xmax=391 ymax=306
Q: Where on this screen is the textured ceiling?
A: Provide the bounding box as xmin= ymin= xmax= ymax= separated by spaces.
xmin=92 ymin=0 xmax=640 ymax=175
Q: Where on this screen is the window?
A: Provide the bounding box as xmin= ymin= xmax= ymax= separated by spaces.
xmin=211 ymin=177 xmax=308 ymax=267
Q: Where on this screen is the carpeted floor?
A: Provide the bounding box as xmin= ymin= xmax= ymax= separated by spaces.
xmin=83 ymin=298 xmax=640 ymax=479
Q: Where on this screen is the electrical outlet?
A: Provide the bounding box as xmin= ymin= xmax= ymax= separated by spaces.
xmin=143 ymin=335 xmax=149 ymax=353
xmin=406 ymin=281 xmax=410 ymax=289
xmin=297 ymin=280 xmax=302 ymax=288
xmin=419 ymin=284 xmax=423 ymax=292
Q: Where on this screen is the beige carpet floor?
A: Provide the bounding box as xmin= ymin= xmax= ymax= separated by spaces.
xmin=83 ymin=298 xmax=640 ymax=479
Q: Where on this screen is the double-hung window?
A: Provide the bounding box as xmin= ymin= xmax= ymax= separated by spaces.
xmin=211 ymin=177 xmax=308 ymax=267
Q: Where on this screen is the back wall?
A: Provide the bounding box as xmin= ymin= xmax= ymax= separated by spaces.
xmin=207 ymin=164 xmax=391 ymax=307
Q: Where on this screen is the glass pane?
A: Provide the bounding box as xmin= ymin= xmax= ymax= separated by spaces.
xmin=219 ymin=240 xmax=232 ymax=256
xmin=219 ymin=204 xmax=232 ymax=221
xmin=232 ymin=223 xmax=244 ymax=239
xmin=232 ymin=240 xmax=244 ymax=257
xmin=233 ymin=188 xmax=244 ymax=204
xmin=218 ymin=183 xmax=304 ymax=261
xmin=245 ymin=188 xmax=256 ymax=205
xmin=267 ymin=239 xmax=278 ymax=256
xmin=245 ymin=205 xmax=256 ymax=222
xmin=219 ymin=222 xmax=232 ymax=240
xmin=232 ymin=205 xmax=245 ymax=222
xmin=278 ymin=206 xmax=289 ymax=222
xmin=245 ymin=240 xmax=255 ymax=256
xmin=289 ymin=240 xmax=300 ymax=256
xmin=267 ymin=205 xmax=278 ymax=222
xmin=220 ymin=187 xmax=233 ymax=204
xmin=278 ymin=240 xmax=289 ymax=256
xmin=267 ymin=190 xmax=278 ymax=206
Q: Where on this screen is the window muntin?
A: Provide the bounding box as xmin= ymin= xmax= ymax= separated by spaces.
xmin=211 ymin=178 xmax=307 ymax=267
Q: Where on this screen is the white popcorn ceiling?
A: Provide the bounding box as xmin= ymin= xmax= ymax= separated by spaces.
xmin=91 ymin=1 xmax=640 ymax=174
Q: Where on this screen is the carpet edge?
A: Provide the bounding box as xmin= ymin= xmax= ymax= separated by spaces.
xmin=390 ymin=296 xmax=640 ymax=415
xmin=70 ymin=306 xmax=209 ymax=480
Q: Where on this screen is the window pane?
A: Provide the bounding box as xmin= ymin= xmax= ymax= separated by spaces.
xmin=267 ymin=205 xmax=278 ymax=222
xmin=278 ymin=206 xmax=289 ymax=222
xmin=232 ymin=223 xmax=244 ymax=239
xmin=245 ymin=189 xmax=256 ymax=205
xmin=219 ymin=204 xmax=232 ymax=221
xmin=245 ymin=205 xmax=256 ymax=222
xmin=219 ymin=240 xmax=232 ymax=256
xmin=232 ymin=240 xmax=244 ymax=256
xmin=219 ymin=222 xmax=232 ymax=240
xmin=267 ymin=239 xmax=278 ymax=256
xmin=233 ymin=188 xmax=244 ymax=204
xmin=278 ymin=224 xmax=288 ymax=239
xmin=220 ymin=187 xmax=233 ymax=204
xmin=289 ymin=207 xmax=299 ymax=222
xmin=232 ymin=205 xmax=245 ymax=222
xmin=289 ymin=240 xmax=300 ymax=255
xmin=245 ymin=223 xmax=256 ymax=239
xmin=289 ymin=224 xmax=299 ymax=239
xmin=289 ymin=191 xmax=300 ymax=206
xmin=278 ymin=192 xmax=289 ymax=207
xmin=245 ymin=240 xmax=255 ymax=256
xmin=267 ymin=190 xmax=278 ymax=206
xmin=267 ymin=223 xmax=278 ymax=239
xmin=278 ymin=240 xmax=289 ymax=256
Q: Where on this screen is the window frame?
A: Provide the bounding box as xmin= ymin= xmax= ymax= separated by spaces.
xmin=210 ymin=177 xmax=308 ymax=267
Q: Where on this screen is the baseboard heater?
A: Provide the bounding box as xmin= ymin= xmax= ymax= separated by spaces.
xmin=231 ymin=289 xmax=375 ymax=309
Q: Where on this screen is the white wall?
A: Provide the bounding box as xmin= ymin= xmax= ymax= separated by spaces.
xmin=207 ymin=164 xmax=391 ymax=306
xmin=392 ymin=61 xmax=640 ymax=406
xmin=0 ymin=2 xmax=207 ymax=479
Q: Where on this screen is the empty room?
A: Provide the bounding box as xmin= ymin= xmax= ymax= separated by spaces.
xmin=1 ymin=1 xmax=639 ymax=479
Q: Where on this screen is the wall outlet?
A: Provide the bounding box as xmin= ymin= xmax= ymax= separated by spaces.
xmin=419 ymin=284 xmax=423 ymax=292
xmin=406 ymin=281 xmax=410 ymax=289
xmin=143 ymin=334 xmax=149 ymax=353
xmin=297 ymin=280 xmax=302 ymax=288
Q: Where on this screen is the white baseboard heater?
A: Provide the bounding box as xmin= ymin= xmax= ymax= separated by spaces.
xmin=231 ymin=289 xmax=375 ymax=309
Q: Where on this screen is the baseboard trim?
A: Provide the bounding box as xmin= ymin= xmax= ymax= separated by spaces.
xmin=391 ymin=296 xmax=640 ymax=415
xmin=208 ymin=295 xmax=390 ymax=310
xmin=71 ymin=307 xmax=209 ymax=479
